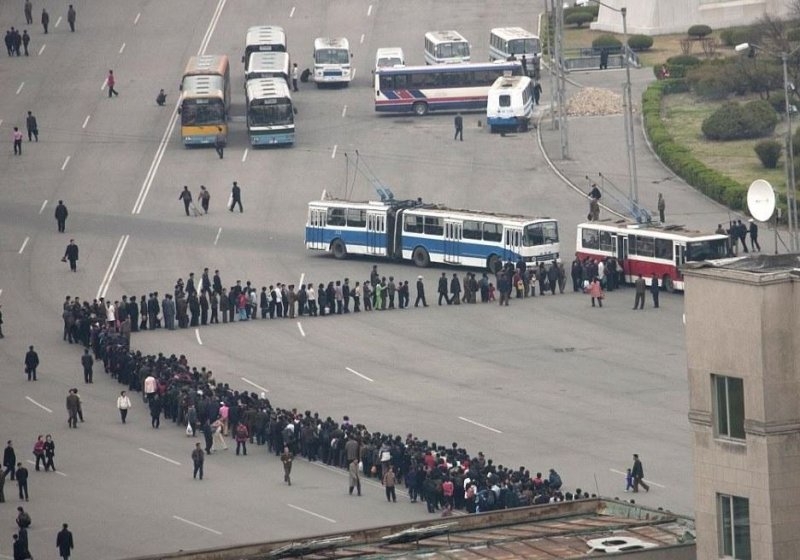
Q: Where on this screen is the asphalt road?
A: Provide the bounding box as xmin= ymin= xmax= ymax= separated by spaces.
xmin=0 ymin=1 xmax=711 ymax=558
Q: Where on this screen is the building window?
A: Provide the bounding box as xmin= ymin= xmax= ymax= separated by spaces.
xmin=712 ymin=375 xmax=745 ymax=440
xmin=718 ymin=494 xmax=751 ymax=559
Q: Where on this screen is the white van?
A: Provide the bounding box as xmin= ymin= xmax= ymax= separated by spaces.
xmin=375 ymin=47 xmax=405 ymax=70
xmin=486 ymin=75 xmax=533 ymax=133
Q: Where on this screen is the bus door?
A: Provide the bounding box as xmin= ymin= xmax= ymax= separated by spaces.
xmin=307 ymin=208 xmax=327 ymax=249
xmin=443 ymin=220 xmax=462 ymax=263
xmin=618 ymin=234 xmax=629 ymax=281
xmin=675 ymin=244 xmax=685 ymax=279
xmin=366 ymin=212 xmax=386 ymax=255
xmin=504 ymin=228 xmax=522 ymax=263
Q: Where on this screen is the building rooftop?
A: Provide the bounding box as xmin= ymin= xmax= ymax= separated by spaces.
xmin=685 ymin=253 xmax=800 ymax=275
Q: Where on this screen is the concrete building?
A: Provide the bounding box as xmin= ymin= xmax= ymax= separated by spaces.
xmin=591 ymin=0 xmax=792 ymax=36
xmin=684 ymin=255 xmax=800 ymax=560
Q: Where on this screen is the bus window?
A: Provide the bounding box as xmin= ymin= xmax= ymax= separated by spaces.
xmin=404 ymin=214 xmax=423 ymax=233
xmin=379 ymin=75 xmax=395 ymax=90
xmin=483 ymin=222 xmax=502 ymax=242
xmin=524 ymin=223 xmax=544 ymax=246
xmin=424 ymin=216 xmax=443 ymax=236
xmin=655 ymin=238 xmax=673 ymax=260
xmin=599 ymin=230 xmax=614 ymax=252
xmin=634 ymin=235 xmax=655 ymax=257
xmin=499 ymin=94 xmax=511 ymax=107
xmin=346 ymin=208 xmax=366 ymax=227
xmin=328 ymin=208 xmax=346 ymax=226
xmin=581 ymin=228 xmax=599 ymax=249
xmin=463 ymin=220 xmax=482 ymax=240
xmin=686 ymin=238 xmax=728 ymax=261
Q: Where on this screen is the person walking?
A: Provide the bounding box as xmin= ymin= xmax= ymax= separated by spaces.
xmin=66 ymin=389 xmax=80 ymax=428
xmin=67 ymin=5 xmax=76 ymax=32
xmin=54 ymin=200 xmax=68 ymax=232
xmin=32 ymin=436 xmax=45 ymax=471
xmin=382 ymin=465 xmax=397 ymax=502
xmin=16 ymin=462 xmax=29 ymax=500
xmin=106 ymin=70 xmax=119 ymax=97
xmin=25 ymin=112 xmax=37 ymax=142
xmin=281 ymin=446 xmax=293 ymax=485
xmin=191 ymin=442 xmax=204 ymax=480
xmin=3 ymin=442 xmax=16 ymax=481
xmin=116 ymin=391 xmax=132 ymax=423
xmin=21 ymin=30 xmax=30 ymax=56
xmin=453 ymin=112 xmax=463 ymax=141
xmin=588 ymin=276 xmax=603 ymax=307
xmin=633 ymin=274 xmax=646 ymax=310
xmin=348 ymin=457 xmax=361 ymax=496
xmin=198 ymin=185 xmax=210 ymax=214
xmin=24 ymin=345 xmax=39 ymax=381
xmin=657 ymin=193 xmax=666 ymax=223
xmin=229 ymin=181 xmax=243 ymax=212
xmin=41 ymin=8 xmax=49 ymax=34
xmin=748 ymin=219 xmax=761 ymax=252
xmin=63 ymin=239 xmax=79 ymax=271
xmin=178 ymin=186 xmax=192 ymax=216
xmin=291 ymin=62 xmax=299 ymax=92
xmin=56 ymin=523 xmax=74 ymax=559
xmin=414 ymin=275 xmax=428 ymax=307
xmin=631 ymin=453 xmax=649 ymax=493
xmin=81 ymin=348 xmax=93 ymax=383
xmin=650 ymin=274 xmax=660 ymax=308
xmin=12 ymin=534 xmax=27 ymax=560
xmin=214 ymin=126 xmax=225 ymax=159
xmin=12 ymin=127 xmax=23 ymax=155
xmin=24 ymin=1 xmax=33 ymax=25
xmin=533 ymin=80 xmax=542 ymax=105
xmin=43 ymin=435 xmax=55 ymax=472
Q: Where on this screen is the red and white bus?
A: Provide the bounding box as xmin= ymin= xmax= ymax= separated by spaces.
xmin=575 ymin=222 xmax=729 ymax=292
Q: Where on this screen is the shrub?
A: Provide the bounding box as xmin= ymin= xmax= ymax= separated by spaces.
xmin=565 ymin=11 xmax=594 ymax=28
xmin=660 ymin=78 xmax=690 ymax=94
xmin=687 ymin=63 xmax=737 ymax=100
xmin=628 ymin=34 xmax=653 ymax=51
xmin=754 ymin=140 xmax=782 ymax=168
xmin=565 ymin=3 xmax=598 ymax=18
xmin=592 ymin=35 xmax=622 ymax=50
xmin=667 ymin=55 xmax=701 ymax=66
xmin=688 ymin=24 xmax=713 ymax=39
xmin=769 ymin=96 xmax=785 ymax=113
xmin=788 ymin=28 xmax=800 ymax=42
xmin=719 ymin=26 xmax=763 ymax=47
xmin=701 ymin=100 xmax=777 ymax=140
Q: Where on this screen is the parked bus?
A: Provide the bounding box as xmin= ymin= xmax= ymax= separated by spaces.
xmin=242 ymin=26 xmax=287 ymax=71
xmin=313 ymin=37 xmax=352 ymax=86
xmin=306 ymin=197 xmax=559 ymax=271
xmin=375 ymin=47 xmax=405 ymax=70
xmin=245 ymin=51 xmax=291 ymax=86
xmin=486 ymin=75 xmax=533 ymax=132
xmin=245 ymin=78 xmax=295 ymax=146
xmin=575 ymin=222 xmax=730 ymax=292
xmin=489 ymin=27 xmax=541 ymax=62
xmin=424 ymin=30 xmax=470 ymax=65
xmin=179 ymin=55 xmax=231 ymax=146
xmin=374 ymin=61 xmax=522 ymax=115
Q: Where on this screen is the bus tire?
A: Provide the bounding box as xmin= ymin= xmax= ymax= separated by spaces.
xmin=412 ymin=247 xmax=430 ymax=268
xmin=412 ymin=102 xmax=429 ymax=116
xmin=331 ymin=239 xmax=347 ymax=259
xmin=487 ymin=255 xmax=502 ymax=273
xmin=663 ymin=275 xmax=675 ymax=293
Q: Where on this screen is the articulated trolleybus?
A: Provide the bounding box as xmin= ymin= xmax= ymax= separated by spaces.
xmin=576 ymin=222 xmax=729 ymax=291
xmin=306 ymin=196 xmax=560 ymax=271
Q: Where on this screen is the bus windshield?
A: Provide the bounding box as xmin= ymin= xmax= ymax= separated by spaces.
xmin=248 ymin=101 xmax=294 ymax=126
xmin=315 ymin=49 xmax=349 ymax=64
xmin=508 ymin=38 xmax=540 ymax=55
xmin=523 ymin=221 xmax=558 ymax=246
xmin=181 ymin=99 xmax=225 ymax=125
xmin=685 ymin=238 xmax=729 ymax=261
xmin=436 ymin=42 xmax=469 ymax=59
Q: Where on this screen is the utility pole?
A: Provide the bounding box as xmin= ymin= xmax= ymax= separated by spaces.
xmin=620 ymin=7 xmax=639 ymax=212
xmin=546 ymin=0 xmax=556 ymax=130
xmin=782 ymin=52 xmax=799 ymax=251
xmin=554 ymin=0 xmax=569 ymax=158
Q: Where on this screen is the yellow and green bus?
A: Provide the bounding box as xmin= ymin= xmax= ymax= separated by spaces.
xmin=179 ymin=55 xmax=231 ymax=146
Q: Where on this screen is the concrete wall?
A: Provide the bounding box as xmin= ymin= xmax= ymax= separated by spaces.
xmin=684 ymin=265 xmax=800 ymax=560
xmin=590 ymin=0 xmax=792 ymax=36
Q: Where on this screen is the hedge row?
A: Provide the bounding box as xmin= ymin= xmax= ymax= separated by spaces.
xmin=642 ymin=81 xmax=748 ymax=210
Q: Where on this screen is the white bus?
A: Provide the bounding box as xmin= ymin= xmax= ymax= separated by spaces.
xmin=486 ymin=75 xmax=533 ymax=132
xmin=489 ymin=27 xmax=541 ymax=63
xmin=242 ymin=26 xmax=287 ymax=71
xmin=313 ymin=37 xmax=352 ymax=86
xmin=424 ymin=30 xmax=470 ymax=65
xmin=245 ymin=78 xmax=295 ymax=146
xmin=245 ymin=51 xmax=291 ymax=86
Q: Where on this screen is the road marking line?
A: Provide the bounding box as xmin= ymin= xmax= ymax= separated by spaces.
xmin=367 ymin=4 xmax=372 ymax=16
xmin=458 ymin=416 xmax=502 ymax=434
xmin=341 ymin=105 xmax=347 ymax=118
xmin=299 ymin=272 xmax=305 ymax=286
xmin=55 ymin=16 xmax=62 ymax=27
xmin=61 ymin=156 xmax=71 ymax=170
xmin=25 ymin=396 xmax=52 ymax=413
xmin=214 ymin=227 xmax=222 ymax=246
xmin=0 ymin=289 xmax=3 ymax=298
xmin=100 ymin=79 xmax=106 ymax=91
xmin=287 ymin=504 xmax=336 ymax=524
xmin=352 ymin=68 xmax=357 ymax=80
xmin=82 ymin=115 xmax=91 ymax=129
xmin=331 ymin=144 xmax=337 ymax=159
xmin=38 ymin=44 xmax=45 ymax=55
xmin=16 ymin=82 xmax=24 ymax=95
xmin=139 ymin=448 xmax=181 ymax=466
xmin=345 ymin=367 xmax=374 ymax=383
xmin=198 ymin=0 xmax=226 ymax=55
xmin=289 ymin=6 xmax=295 ymax=17
xmin=134 ymin=12 xmax=141 ymax=24
xmin=195 ymin=329 xmax=203 ymax=345
xmin=26 ymin=460 xmax=67 ymax=476
xmin=297 ymin=322 xmax=305 ymax=337
xmin=18 ymin=237 xmax=29 ymax=254
xmin=97 ymin=235 xmax=129 ymax=299
xmin=609 ymin=468 xmax=666 ymax=488
xmin=241 ymin=377 xmax=269 ymax=393
xmin=39 ymin=200 xmax=48 ymax=214
xmin=360 ymin=34 xmax=365 ymax=44
xmin=172 ymin=516 xmax=222 ymax=535
xmin=241 ymin=148 xmax=248 ymax=162
xmin=119 ymin=42 xmax=126 ymax=54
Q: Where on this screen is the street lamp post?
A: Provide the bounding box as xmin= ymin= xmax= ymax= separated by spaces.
xmin=579 ymin=0 xmax=639 ymax=217
xmin=736 ymin=42 xmax=800 ymax=251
